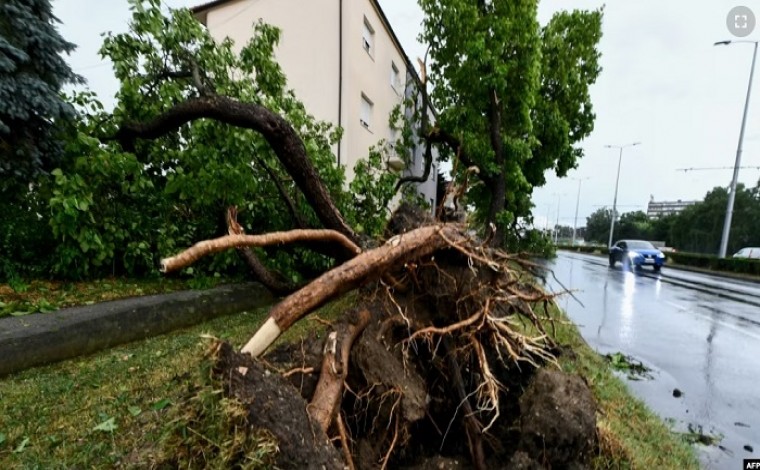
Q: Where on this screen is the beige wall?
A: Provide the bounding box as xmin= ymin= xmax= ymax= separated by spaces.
xmin=340 ymin=0 xmax=407 ymax=181
xmin=199 ymin=0 xmax=408 ymax=183
xmin=204 ymin=0 xmax=340 ymax=127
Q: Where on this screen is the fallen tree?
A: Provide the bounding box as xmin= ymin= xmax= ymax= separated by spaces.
xmin=152 ymin=203 xmax=598 ymax=469
xmin=102 ymin=4 xmax=599 ymax=467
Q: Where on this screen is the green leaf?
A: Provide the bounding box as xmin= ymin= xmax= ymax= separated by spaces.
xmin=151 ymin=398 xmax=171 ymax=411
xmin=93 ymin=417 xmax=118 ymax=432
xmin=13 ymin=437 xmax=30 ymax=453
xmin=127 ymin=405 xmax=142 ymax=417
xmin=0 ymin=432 xmax=6 ymax=445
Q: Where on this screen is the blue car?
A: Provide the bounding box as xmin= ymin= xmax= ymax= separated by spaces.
xmin=609 ymin=239 xmax=666 ymax=271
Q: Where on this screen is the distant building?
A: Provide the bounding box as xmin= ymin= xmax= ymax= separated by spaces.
xmin=191 ymin=0 xmax=438 ymax=211
xmin=646 ymin=196 xmax=697 ymax=219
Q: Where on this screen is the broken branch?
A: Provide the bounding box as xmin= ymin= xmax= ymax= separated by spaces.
xmin=160 ymin=229 xmax=361 ymax=273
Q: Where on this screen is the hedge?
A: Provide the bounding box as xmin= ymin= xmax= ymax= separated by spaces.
xmin=556 ymin=244 xmax=607 ymax=254
xmin=666 ymin=252 xmax=760 ymax=276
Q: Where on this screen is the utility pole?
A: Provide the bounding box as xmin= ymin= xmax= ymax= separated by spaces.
xmin=572 ymin=177 xmax=590 ymax=246
xmin=714 ymin=40 xmax=758 ymax=258
xmin=605 ymin=142 xmax=641 ymax=248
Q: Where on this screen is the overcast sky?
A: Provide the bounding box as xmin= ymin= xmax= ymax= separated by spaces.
xmin=55 ymin=1 xmax=760 ymax=229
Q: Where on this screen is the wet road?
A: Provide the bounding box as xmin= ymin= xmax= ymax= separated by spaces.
xmin=544 ymin=252 xmax=760 ymax=469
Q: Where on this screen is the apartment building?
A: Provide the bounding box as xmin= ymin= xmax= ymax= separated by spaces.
xmin=646 ymin=197 xmax=698 ymax=219
xmin=191 ymin=0 xmax=437 ymax=210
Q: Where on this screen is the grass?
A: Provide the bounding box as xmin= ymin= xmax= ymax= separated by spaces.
xmin=0 ymin=276 xmax=698 ymax=469
xmin=538 ymin=303 xmax=700 ymax=469
xmin=0 ymin=276 xmax=225 ymax=318
xmin=0 ymin=291 xmax=353 ymax=468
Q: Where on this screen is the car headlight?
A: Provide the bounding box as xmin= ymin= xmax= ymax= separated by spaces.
xmin=657 ymin=253 xmax=665 ymax=258
xmin=628 ymin=252 xmax=639 ymax=259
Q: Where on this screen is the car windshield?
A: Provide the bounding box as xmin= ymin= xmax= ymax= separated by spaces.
xmin=625 ymin=241 xmax=656 ymax=250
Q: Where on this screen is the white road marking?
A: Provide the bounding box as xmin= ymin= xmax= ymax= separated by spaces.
xmin=665 ymin=301 xmax=687 ymax=311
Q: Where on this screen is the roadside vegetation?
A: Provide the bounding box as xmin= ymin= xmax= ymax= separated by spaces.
xmin=0 ymin=293 xmax=698 ymax=468
xmin=581 ymin=182 xmax=760 ymax=256
xmin=0 ymin=277 xmax=225 ymax=319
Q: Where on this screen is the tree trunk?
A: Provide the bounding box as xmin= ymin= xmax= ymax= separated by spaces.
xmin=110 ymin=94 xmax=357 ymax=243
xmin=486 ymin=89 xmax=506 ymax=246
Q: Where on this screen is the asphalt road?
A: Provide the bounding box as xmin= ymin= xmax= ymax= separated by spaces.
xmin=543 ymin=252 xmax=760 ymax=469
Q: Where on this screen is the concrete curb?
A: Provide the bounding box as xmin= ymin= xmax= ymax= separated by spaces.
xmin=0 ymin=283 xmax=274 ymax=377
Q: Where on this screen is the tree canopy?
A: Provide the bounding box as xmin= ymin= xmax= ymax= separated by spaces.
xmin=419 ymin=0 xmax=603 ymax=244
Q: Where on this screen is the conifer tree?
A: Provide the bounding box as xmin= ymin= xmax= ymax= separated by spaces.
xmin=0 ymin=0 xmax=81 ymax=186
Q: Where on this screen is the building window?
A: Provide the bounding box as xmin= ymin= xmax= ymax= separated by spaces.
xmin=362 ymin=17 xmax=375 ymax=57
xmin=390 ymin=62 xmax=400 ymax=92
xmin=360 ymin=93 xmax=373 ymax=129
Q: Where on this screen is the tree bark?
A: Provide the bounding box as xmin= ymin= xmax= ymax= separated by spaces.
xmin=485 ymin=89 xmax=506 ymax=246
xmin=110 ymin=94 xmax=357 ymax=243
xmin=308 ymin=308 xmax=372 ymax=433
xmin=241 ymin=224 xmax=466 ymax=357
xmin=160 ymin=229 xmax=361 ymax=273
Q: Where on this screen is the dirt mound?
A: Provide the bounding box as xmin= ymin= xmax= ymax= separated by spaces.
xmin=518 ymin=369 xmax=598 ymax=468
xmin=213 ymin=341 xmax=344 ymax=469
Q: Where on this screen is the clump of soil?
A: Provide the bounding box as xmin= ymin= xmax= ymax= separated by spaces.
xmin=208 ymin=204 xmax=600 ymax=469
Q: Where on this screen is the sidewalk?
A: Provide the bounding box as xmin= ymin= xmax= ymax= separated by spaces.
xmin=0 ymin=283 xmax=273 ymax=377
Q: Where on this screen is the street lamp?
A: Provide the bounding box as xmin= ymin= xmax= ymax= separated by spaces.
xmin=714 ymin=39 xmax=758 ymax=258
xmin=604 ymin=142 xmax=641 ymax=249
xmin=572 ymin=177 xmax=590 ymax=246
xmin=555 ymin=193 xmax=561 ymax=244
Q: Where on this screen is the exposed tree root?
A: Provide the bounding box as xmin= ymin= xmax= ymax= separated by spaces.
xmin=308 ymin=309 xmax=372 ymax=433
xmin=168 ymin=204 xmax=597 ymax=469
xmin=241 ymin=224 xmax=467 ymax=357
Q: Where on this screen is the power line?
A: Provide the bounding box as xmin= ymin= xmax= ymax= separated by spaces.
xmin=676 ymin=165 xmax=760 ymax=172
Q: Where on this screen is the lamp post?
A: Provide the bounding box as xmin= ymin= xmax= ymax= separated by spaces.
xmin=572 ymin=177 xmax=590 ymax=246
xmin=605 ymin=142 xmax=641 ymax=249
xmin=555 ymin=193 xmax=561 ymax=244
xmin=714 ymin=40 xmax=758 ymax=258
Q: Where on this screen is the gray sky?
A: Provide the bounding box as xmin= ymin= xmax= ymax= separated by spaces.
xmin=55 ymin=1 xmax=760 ymax=229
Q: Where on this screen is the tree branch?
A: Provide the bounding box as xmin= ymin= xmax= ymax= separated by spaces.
xmin=227 ymin=206 xmax=299 ymax=296
xmin=160 ymin=229 xmax=361 ymax=273
xmin=253 ymin=155 xmax=308 ymax=229
xmin=107 ymin=94 xmax=357 ymax=243
xmin=396 ymin=53 xmax=434 ymax=191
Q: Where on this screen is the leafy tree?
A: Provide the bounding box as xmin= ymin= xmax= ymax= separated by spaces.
xmin=41 ymin=0 xmax=399 ymax=280
xmin=615 ymin=211 xmax=652 ymax=240
xmin=418 ymin=0 xmax=603 ymax=244
xmin=584 ymin=208 xmax=612 ymax=244
xmin=667 ymin=184 xmax=760 ymax=254
xmin=0 ymin=0 xmax=82 ymax=188
xmin=650 ymin=214 xmax=676 ymax=244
